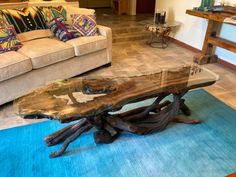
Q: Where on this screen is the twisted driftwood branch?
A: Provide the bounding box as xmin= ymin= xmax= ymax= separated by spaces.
xmin=45 ymin=92 xmax=202 ymax=158
xmin=45 ymin=118 xmax=88 ymax=146
xmin=49 ymin=122 xmax=93 ymax=158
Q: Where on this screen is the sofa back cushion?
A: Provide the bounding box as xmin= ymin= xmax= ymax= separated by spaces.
xmin=17 ymin=29 xmax=53 ymax=42
xmin=40 ymin=6 xmax=67 ymax=22
xmin=17 ymin=38 xmax=75 ymax=69
xmin=0 ymin=25 xmax=22 ymax=54
xmin=0 ymin=7 xmax=47 ymax=34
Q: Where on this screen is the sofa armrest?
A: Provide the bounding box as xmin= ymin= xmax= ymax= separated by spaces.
xmin=97 ymin=25 xmax=112 ymax=63
xmin=97 ymin=25 xmax=112 ymax=36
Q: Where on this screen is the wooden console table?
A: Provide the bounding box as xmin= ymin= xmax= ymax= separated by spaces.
xmin=186 ymin=9 xmax=236 ymax=64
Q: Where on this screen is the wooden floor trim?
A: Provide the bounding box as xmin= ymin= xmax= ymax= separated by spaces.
xmin=170 ymin=38 xmax=236 ymax=71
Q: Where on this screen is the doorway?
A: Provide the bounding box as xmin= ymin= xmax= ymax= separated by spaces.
xmin=136 ymin=0 xmax=155 ymax=13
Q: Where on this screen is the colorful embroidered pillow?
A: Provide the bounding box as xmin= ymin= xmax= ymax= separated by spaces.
xmin=48 ymin=17 xmax=80 ymax=42
xmin=40 ymin=6 xmax=67 ymax=22
xmin=0 ymin=7 xmax=47 ymax=34
xmin=72 ymin=14 xmax=97 ymax=36
xmin=0 ymin=25 xmax=22 ymax=54
xmin=65 ymin=5 xmax=95 ymax=25
xmin=0 ymin=11 xmax=9 ymax=27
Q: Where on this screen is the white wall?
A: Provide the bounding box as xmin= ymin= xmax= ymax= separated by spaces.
xmin=130 ymin=0 xmax=137 ymax=15
xmin=156 ymin=0 xmax=236 ymax=65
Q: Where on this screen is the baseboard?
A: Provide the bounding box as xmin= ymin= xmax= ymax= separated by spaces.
xmin=217 ymin=59 xmax=236 ymax=70
xmin=170 ymin=38 xmax=236 ymax=71
xmin=170 ymin=38 xmax=201 ymax=54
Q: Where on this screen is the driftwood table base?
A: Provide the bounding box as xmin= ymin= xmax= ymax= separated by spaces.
xmin=44 ymin=91 xmax=201 ymax=158
xmin=14 ymin=65 xmax=218 ymax=158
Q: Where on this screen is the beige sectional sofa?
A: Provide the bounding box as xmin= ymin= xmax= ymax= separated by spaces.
xmin=0 ymin=6 xmax=112 ymax=105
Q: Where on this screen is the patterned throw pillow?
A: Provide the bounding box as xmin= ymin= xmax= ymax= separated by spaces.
xmin=48 ymin=17 xmax=80 ymax=42
xmin=40 ymin=6 xmax=67 ymax=22
xmin=0 ymin=25 xmax=22 ymax=54
xmin=0 ymin=11 xmax=9 ymax=27
xmin=0 ymin=7 xmax=47 ymax=34
xmin=72 ymin=14 xmax=97 ymax=36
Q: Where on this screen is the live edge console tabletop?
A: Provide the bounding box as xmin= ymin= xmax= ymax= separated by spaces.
xmin=186 ymin=9 xmax=236 ymax=65
xmin=14 ymin=65 xmax=218 ymax=158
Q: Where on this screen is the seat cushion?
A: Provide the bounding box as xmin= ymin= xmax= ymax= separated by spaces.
xmin=66 ymin=35 xmax=107 ymax=56
xmin=18 ymin=38 xmax=75 ymax=69
xmin=0 ymin=51 xmax=32 ymax=82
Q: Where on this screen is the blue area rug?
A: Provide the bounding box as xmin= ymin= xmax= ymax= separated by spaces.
xmin=1 ymin=89 xmax=236 ymax=177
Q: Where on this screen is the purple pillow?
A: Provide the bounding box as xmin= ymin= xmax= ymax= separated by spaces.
xmin=0 ymin=25 xmax=22 ymax=54
xmin=72 ymin=14 xmax=97 ymax=36
xmin=48 ymin=17 xmax=80 ymax=42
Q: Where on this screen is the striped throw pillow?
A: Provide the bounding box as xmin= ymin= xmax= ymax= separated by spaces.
xmin=0 ymin=7 xmax=47 ymax=34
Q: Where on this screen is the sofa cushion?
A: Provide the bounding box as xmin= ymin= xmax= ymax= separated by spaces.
xmin=0 ymin=7 xmax=47 ymax=34
xmin=18 ymin=38 xmax=75 ymax=69
xmin=0 ymin=51 xmax=32 ymax=82
xmin=66 ymin=35 xmax=107 ymax=56
xmin=17 ymin=29 xmax=53 ymax=42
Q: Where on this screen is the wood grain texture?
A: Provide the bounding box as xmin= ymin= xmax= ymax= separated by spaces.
xmin=113 ymin=0 xmax=130 ymax=15
xmin=186 ymin=9 xmax=236 ymax=65
xmin=208 ymin=36 xmax=236 ymax=53
xmin=15 ymin=65 xmax=218 ymax=123
xmin=14 ymin=65 xmax=218 ymax=158
xmin=226 ymin=172 xmax=236 ymax=177
xmin=186 ymin=10 xmax=234 ymax=25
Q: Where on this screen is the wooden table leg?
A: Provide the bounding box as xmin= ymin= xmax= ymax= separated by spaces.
xmin=194 ymin=20 xmax=222 ymax=65
xmin=43 ymin=91 xmax=202 ymax=158
xmin=226 ymin=172 xmax=236 ymax=177
xmin=173 ymin=117 xmax=202 ymax=124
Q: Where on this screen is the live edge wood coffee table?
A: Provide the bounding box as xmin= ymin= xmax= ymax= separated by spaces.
xmin=14 ymin=65 xmax=219 ymax=158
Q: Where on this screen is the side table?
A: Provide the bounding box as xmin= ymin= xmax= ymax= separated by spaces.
xmin=146 ymin=22 xmax=180 ymax=49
